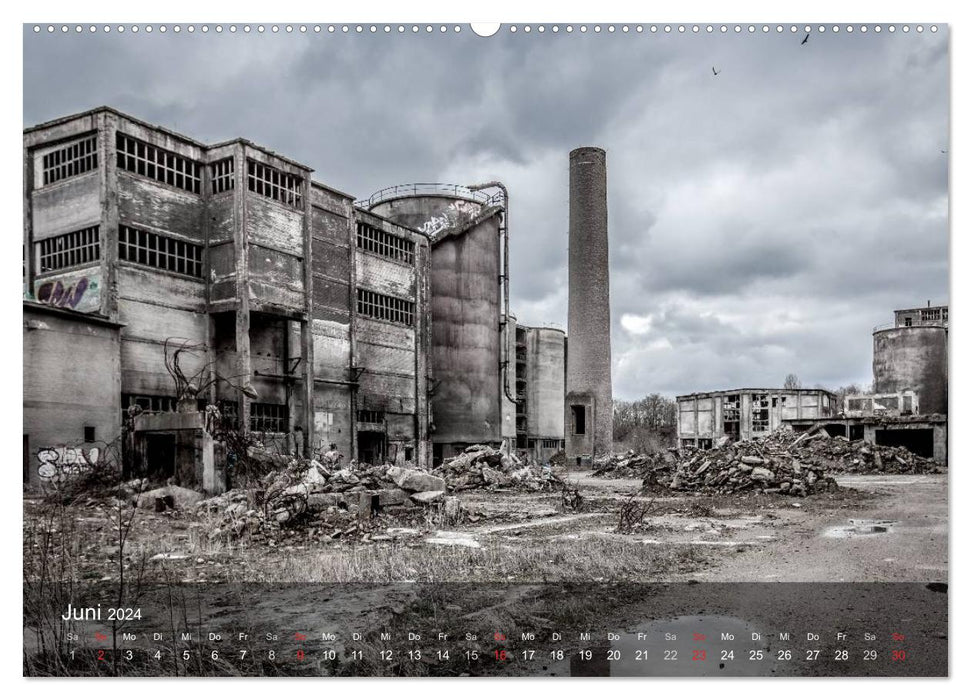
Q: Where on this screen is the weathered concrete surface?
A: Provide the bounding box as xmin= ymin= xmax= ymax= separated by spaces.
xmin=566 ymin=147 xmax=612 ymax=460
xmin=873 ymin=326 xmax=948 ymax=415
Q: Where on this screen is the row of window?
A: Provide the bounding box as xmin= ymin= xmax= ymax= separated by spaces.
xmin=211 ymin=157 xmax=235 ymax=194
xmin=356 ymin=222 xmax=415 ymax=265
xmin=41 ymin=136 xmax=301 ymax=213
xmin=250 ymin=402 xmax=289 ymax=433
xmin=217 ymin=401 xmax=290 ymax=434
xmin=37 ymin=226 xmax=100 ymax=273
xmin=119 ymin=225 xmax=204 ymax=278
xmin=42 ymin=136 xmax=98 ymax=186
xmin=116 ymin=133 xmax=203 ymax=194
xmin=121 ymin=395 xmax=288 ymax=434
xmin=357 ymin=409 xmax=385 ymax=424
xmin=247 ymin=159 xmax=303 ymax=209
xmin=356 ymin=287 xmax=415 ymax=326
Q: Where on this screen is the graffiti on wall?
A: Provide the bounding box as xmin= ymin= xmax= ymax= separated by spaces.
xmin=32 ymin=272 xmax=101 ymax=314
xmin=417 ymin=200 xmax=482 ymax=236
xmin=37 ymin=445 xmax=101 ymax=483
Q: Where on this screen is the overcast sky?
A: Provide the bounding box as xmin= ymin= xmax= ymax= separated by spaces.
xmin=23 ymin=26 xmax=949 ymax=400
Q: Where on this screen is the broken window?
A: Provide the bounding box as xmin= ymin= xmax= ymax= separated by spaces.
xmin=210 ymin=157 xmax=235 ymax=194
xmin=41 ymin=135 xmax=98 ymax=186
xmin=123 ymin=393 xmax=180 ymax=414
xmin=751 ymin=393 xmax=770 ymax=432
xmin=356 ymin=287 xmax=415 ymax=326
xmin=116 ymin=132 xmax=201 ymax=194
xmin=571 ymin=405 xmax=586 ymax=435
xmin=356 ymin=222 xmax=415 ymax=265
xmin=217 ymin=401 xmax=240 ymax=430
xmin=119 ymin=225 xmax=203 ymax=278
xmin=904 ymin=316 xmax=913 ymax=327
xmin=37 ymin=226 xmax=100 ymax=273
xmin=250 ymin=403 xmax=289 ymax=433
xmin=722 ymin=394 xmax=740 ymax=439
xmin=541 ymin=439 xmax=560 ymax=449
xmin=246 ymin=159 xmax=303 ymax=209
xmin=121 ymin=393 xmax=204 ymax=424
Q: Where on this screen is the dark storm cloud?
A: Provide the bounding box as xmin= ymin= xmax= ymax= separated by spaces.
xmin=23 ymin=25 xmax=949 ymax=400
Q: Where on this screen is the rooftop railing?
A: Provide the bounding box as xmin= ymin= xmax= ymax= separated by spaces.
xmin=354 ymin=182 xmax=503 ymax=210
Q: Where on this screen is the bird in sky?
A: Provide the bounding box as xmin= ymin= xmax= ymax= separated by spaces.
xmin=801 ymin=33 xmax=810 ymax=45
xmin=712 ymin=66 xmax=720 ymax=76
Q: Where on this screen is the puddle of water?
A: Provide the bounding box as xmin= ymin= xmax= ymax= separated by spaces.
xmin=823 ymin=519 xmax=896 ymax=538
xmin=579 ymin=615 xmax=775 ymax=677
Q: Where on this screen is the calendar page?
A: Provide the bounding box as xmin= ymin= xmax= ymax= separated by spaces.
xmin=21 ymin=15 xmax=949 ymax=681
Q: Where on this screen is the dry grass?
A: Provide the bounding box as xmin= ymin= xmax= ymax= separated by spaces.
xmin=233 ymin=536 xmax=708 ymax=584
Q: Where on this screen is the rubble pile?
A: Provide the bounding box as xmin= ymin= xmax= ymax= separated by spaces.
xmin=788 ymin=433 xmax=943 ymax=475
xmin=195 ymin=459 xmax=453 ymax=540
xmin=436 ymin=444 xmax=562 ymax=492
xmin=592 ymin=449 xmax=677 ymax=478
xmin=592 ymin=428 xmax=943 ymax=495
xmin=653 ymin=447 xmax=837 ymax=497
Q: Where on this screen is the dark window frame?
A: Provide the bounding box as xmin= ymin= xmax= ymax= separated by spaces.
xmin=41 ymin=135 xmax=98 ymax=186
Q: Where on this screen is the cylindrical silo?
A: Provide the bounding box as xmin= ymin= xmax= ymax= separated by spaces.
xmin=873 ymin=326 xmax=948 ymax=414
xmin=565 ymin=147 xmax=613 ymax=462
xmin=526 ymin=326 xmax=566 ymax=461
xmin=365 ymin=185 xmax=504 ymax=461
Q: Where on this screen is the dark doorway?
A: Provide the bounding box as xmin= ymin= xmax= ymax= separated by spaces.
xmin=849 ymin=424 xmax=864 ymax=441
xmin=874 ymin=428 xmax=934 ymax=459
xmin=145 ymin=434 xmax=176 ymax=479
xmin=358 ymin=431 xmax=385 ymax=465
xmin=823 ymin=423 xmax=848 ymax=438
xmin=571 ymin=405 xmax=586 ymax=435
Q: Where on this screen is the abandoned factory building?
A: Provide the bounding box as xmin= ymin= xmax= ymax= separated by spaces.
xmin=783 ymin=304 xmax=948 ymax=462
xmin=676 ymin=388 xmax=836 ymax=449
xmin=23 ymin=107 xmax=566 ymax=489
xmin=678 ymin=303 xmax=948 ymax=463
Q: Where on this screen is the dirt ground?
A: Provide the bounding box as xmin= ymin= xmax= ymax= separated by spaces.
xmin=23 ymin=472 xmax=947 ymax=585
xmin=23 ymin=472 xmax=948 ymax=676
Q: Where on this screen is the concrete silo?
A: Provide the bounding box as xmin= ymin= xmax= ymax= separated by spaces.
xmin=525 ymin=325 xmax=566 ymax=462
xmin=565 ymin=147 xmax=613 ymax=463
xmin=362 ymin=184 xmax=508 ymax=463
xmin=873 ymin=325 xmax=948 ymax=415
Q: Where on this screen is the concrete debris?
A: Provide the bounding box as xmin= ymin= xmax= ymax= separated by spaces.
xmin=594 ymin=429 xmax=943 ymax=491
xmin=135 ymin=485 xmax=205 ymax=511
xmin=435 ymin=444 xmax=562 ymax=491
xmin=386 ymin=466 xmax=446 ymax=493
xmin=194 ymin=459 xmax=463 ymax=541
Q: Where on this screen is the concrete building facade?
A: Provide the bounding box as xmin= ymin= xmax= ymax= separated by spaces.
xmin=23 ymin=107 xmax=430 ymax=489
xmin=676 ymin=388 xmax=836 ymax=449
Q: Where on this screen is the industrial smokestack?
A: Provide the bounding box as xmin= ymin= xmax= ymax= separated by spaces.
xmin=565 ymin=146 xmax=613 ymax=464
